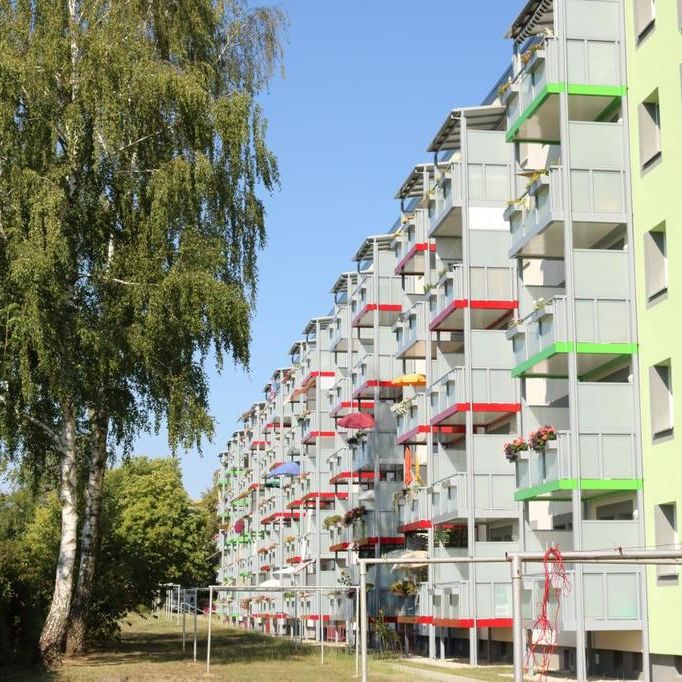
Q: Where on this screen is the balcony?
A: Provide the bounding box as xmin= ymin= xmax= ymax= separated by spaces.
xmin=523 ymin=568 xmax=642 ymax=631
xmin=505 ymin=36 xmax=624 ymax=144
xmin=395 ymin=393 xmax=444 ymax=445
xmin=430 ymin=265 xmax=517 ymax=332
xmin=507 ymin=122 xmax=628 ymax=258
xmin=395 ymin=301 xmax=431 ymax=360
xmin=397 ymin=488 xmax=430 ymax=532
xmin=301 ymin=414 xmax=336 ymax=445
xmin=350 ymin=508 xmax=404 ymax=547
xmin=351 ymin=432 xmax=402 ymax=472
xmin=509 ymin=293 xmax=635 ymax=378
xmin=429 ymin=364 xmax=519 ymax=427
xmin=394 ymin=211 xmax=433 ymax=276
xmin=350 ymin=353 xmax=399 ymax=400
xmin=350 ymin=274 xmax=403 ymax=328
xmin=427 ymin=161 xmax=463 ymax=237
xmin=515 ymin=429 xmax=641 ymax=502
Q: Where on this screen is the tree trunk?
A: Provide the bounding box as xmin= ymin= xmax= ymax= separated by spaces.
xmin=65 ymin=412 xmax=108 ymax=655
xmin=39 ymin=402 xmax=78 ymax=667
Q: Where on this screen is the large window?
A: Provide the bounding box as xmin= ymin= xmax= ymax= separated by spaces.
xmin=650 ymin=360 xmax=674 ymax=439
xmin=654 ymin=503 xmax=678 ymax=582
xmin=638 ymin=91 xmax=662 ymax=170
xmin=644 ymin=223 xmax=667 ymax=304
xmin=633 ymin=0 xmax=656 ymax=40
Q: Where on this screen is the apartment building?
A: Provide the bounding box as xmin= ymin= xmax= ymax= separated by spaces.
xmin=503 ymin=0 xmax=646 ymax=678
xmin=215 ymin=1 xmax=678 ymax=679
xmin=392 ymin=103 xmax=522 ymax=664
xmin=624 ymin=1 xmax=682 ymax=680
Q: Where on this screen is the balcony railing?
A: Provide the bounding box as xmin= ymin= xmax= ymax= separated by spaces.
xmin=506 ymin=37 xmax=559 ymax=130
xmin=432 ymin=265 xmax=516 ymax=320
xmin=428 ymin=162 xmax=463 ymax=235
xmin=350 ymin=354 xmax=395 ymax=394
xmin=523 ymin=568 xmax=641 ymax=627
xmin=429 ymin=367 xmax=466 ymax=420
xmin=394 ymin=211 xmax=428 ymax=264
xmin=350 ymin=274 xmax=403 ymax=316
xmin=395 ymin=394 xmax=425 ymax=442
xmin=430 ymin=364 xmax=517 ymax=422
xmin=506 ymin=35 xmax=623 ymax=133
xmin=398 ymin=487 xmax=429 ymax=528
xmin=395 ymin=301 xmax=428 ymax=358
xmin=516 ymin=430 xmax=639 ymax=492
xmin=511 ymin=294 xmax=634 ymax=373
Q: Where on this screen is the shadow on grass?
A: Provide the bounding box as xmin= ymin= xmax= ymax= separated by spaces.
xmin=69 ymin=626 xmax=337 ymax=669
xmin=0 ymin=664 xmax=59 ymax=681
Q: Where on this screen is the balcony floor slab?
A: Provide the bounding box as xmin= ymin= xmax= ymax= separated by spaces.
xmin=515 ymin=477 xmax=643 ymax=502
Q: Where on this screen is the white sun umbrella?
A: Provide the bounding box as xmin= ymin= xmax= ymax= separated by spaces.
xmin=259 ymin=578 xmax=282 ymax=588
xmin=384 ymin=549 xmax=428 ymax=572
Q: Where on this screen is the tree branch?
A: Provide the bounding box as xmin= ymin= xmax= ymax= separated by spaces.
xmin=0 ymin=394 xmax=65 ymax=452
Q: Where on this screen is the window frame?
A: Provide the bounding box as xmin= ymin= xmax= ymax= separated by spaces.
xmin=649 ymin=360 xmax=674 ymax=440
xmin=637 ymin=92 xmax=662 ymax=171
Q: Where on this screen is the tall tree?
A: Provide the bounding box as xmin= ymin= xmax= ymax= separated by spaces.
xmin=0 ymin=0 xmax=285 ymax=664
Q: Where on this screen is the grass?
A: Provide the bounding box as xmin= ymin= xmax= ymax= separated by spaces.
xmin=2 ymin=614 xmax=515 ymax=681
xmin=4 ymin=613 xmax=397 ymax=681
xmin=390 ymin=659 xmax=514 ymax=681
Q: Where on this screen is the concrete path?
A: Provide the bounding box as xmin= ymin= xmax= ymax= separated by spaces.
xmin=386 ymin=662 xmax=487 ymax=681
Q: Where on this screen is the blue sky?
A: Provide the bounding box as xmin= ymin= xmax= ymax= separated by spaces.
xmin=134 ymin=0 xmax=521 ymax=498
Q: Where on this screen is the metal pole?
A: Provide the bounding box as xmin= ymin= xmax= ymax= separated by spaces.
xmin=294 ymin=595 xmax=298 ymax=649
xmin=511 ymin=555 xmax=524 ymax=682
xmin=193 ymin=588 xmax=198 ymax=663
xmin=182 ymin=592 xmax=186 ymax=652
xmin=360 ymin=561 xmax=368 ymax=682
xmin=320 ymin=611 xmax=325 ymax=665
xmin=206 ymin=586 xmax=213 ymax=674
xmin=177 ymin=584 xmax=181 ymax=625
xmin=354 ymin=587 xmax=360 ymax=678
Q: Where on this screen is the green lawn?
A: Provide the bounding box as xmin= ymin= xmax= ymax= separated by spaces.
xmin=2 ymin=615 xmax=514 ymax=681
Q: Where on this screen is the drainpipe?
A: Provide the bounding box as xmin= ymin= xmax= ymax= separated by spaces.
xmin=556 ymin=1 xmax=586 ymax=678
xmin=459 ymin=111 xmax=479 ymax=667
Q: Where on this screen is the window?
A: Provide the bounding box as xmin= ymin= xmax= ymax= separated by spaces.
xmin=650 ymin=360 xmax=674 ymax=439
xmin=634 ymin=0 xmax=655 ymax=40
xmin=638 ymin=92 xmax=662 ymax=170
xmin=644 ymin=223 xmax=667 ymax=303
xmin=654 ymin=503 xmax=678 ymax=582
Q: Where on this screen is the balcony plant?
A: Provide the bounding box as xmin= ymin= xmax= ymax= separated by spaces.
xmin=503 ymin=437 xmax=528 ymax=463
xmin=388 ymin=579 xmax=418 ymax=598
xmin=390 ymin=397 xmax=412 ymax=417
xmin=528 ymin=425 xmax=557 ymax=452
xmin=520 ymin=40 xmax=544 ymax=65
xmin=283 ymin=591 xmax=295 ymax=599
xmin=343 ymin=506 xmax=366 ymax=527
xmin=323 ymin=514 xmax=343 ymax=530
xmin=239 ymin=597 xmax=252 ymax=611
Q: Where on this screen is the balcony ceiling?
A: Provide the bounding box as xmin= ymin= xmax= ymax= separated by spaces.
xmin=352 ymin=233 xmax=395 ymax=262
xmin=330 ymin=271 xmax=357 ymax=295
xmin=427 ymin=105 xmax=506 ymax=153
xmin=506 ymin=0 xmax=554 ymax=44
xmin=395 ymin=162 xmax=437 ymax=200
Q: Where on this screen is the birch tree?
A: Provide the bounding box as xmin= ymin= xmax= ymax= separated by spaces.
xmin=0 ymin=0 xmax=285 ymax=664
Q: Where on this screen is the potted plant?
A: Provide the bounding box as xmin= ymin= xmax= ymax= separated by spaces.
xmin=503 ymin=437 xmax=528 ymax=463
xmin=343 ymin=506 xmax=366 ymax=527
xmin=323 ymin=514 xmax=343 ymax=530
xmin=389 ymin=580 xmax=418 ymax=598
xmin=528 ymin=425 xmax=557 ymax=451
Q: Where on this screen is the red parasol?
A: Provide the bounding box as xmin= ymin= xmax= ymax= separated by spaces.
xmin=337 ymin=412 xmax=375 ymax=430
